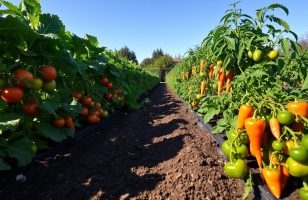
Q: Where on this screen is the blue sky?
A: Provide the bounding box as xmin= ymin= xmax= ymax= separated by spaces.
xmin=7 ymin=0 xmax=308 ymax=62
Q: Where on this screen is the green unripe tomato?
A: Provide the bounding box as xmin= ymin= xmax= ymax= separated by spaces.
xmin=247 ymin=50 xmax=253 ymax=59
xmin=302 ymin=135 xmax=308 ymax=150
xmin=272 ymin=140 xmax=286 ymax=151
xmin=43 ymin=80 xmax=56 ymax=92
xmin=277 ymin=111 xmax=294 ymax=125
xmin=299 ymin=187 xmax=308 ymax=200
xmin=289 ymin=147 xmax=308 ymax=163
xmin=31 ymin=78 xmax=43 ymax=90
xmin=224 ymin=159 xmax=248 ymax=179
xmin=286 ymin=157 xmax=308 ymax=177
xmin=253 ymin=49 xmax=263 ymax=62
xmin=268 ymin=50 xmax=279 ymax=60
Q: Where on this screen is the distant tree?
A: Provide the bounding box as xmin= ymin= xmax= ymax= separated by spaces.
xmin=152 ymin=48 xmax=164 ymax=60
xmin=140 ymin=58 xmax=152 ymax=67
xmin=299 ymin=34 xmax=308 ymax=50
xmin=116 ymin=46 xmax=138 ymax=64
xmin=153 ymin=55 xmax=174 ymax=69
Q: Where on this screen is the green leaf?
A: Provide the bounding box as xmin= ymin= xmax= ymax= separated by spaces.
xmin=40 ymin=102 xmax=57 ymax=117
xmin=20 ymin=0 xmax=41 ymax=29
xmin=84 ymin=34 xmax=99 ymax=47
xmin=37 ymin=13 xmax=65 ymax=35
xmin=268 ymin=3 xmax=289 ymax=15
xmin=289 ymin=30 xmax=298 ymax=41
xmin=217 ymin=118 xmax=228 ymax=127
xmin=37 ymin=123 xmax=73 ymax=142
xmin=211 ymin=124 xmax=226 ymax=134
xmin=302 ymin=74 xmax=308 ymax=90
xmin=0 ymin=0 xmax=22 ymax=17
xmin=0 ymin=158 xmax=10 ymax=171
xmin=280 ymin=38 xmax=290 ymax=58
xmin=0 ymin=113 xmax=21 ymax=132
xmin=203 ymin=107 xmax=220 ymax=123
xmin=7 ymin=138 xmax=33 ymax=166
xmin=225 ymin=36 xmax=235 ymax=50
xmin=256 ymin=8 xmax=264 ymax=23
xmin=0 ymin=15 xmax=36 ymax=38
xmin=270 ymin=16 xmax=290 ymax=31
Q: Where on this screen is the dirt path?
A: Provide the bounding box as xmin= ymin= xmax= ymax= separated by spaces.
xmin=0 ymin=83 xmax=245 ymax=200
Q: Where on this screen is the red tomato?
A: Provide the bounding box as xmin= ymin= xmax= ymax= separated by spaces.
xmin=80 ymin=107 xmax=89 ymax=116
xmin=106 ymin=82 xmax=113 ymax=89
xmin=72 ymin=92 xmax=83 ymax=101
xmin=100 ymin=77 xmax=108 ymax=86
xmin=105 ymin=93 xmax=113 ymax=101
xmin=53 ymin=118 xmax=65 ymax=127
xmin=13 ymin=69 xmax=34 ymax=88
xmin=39 ymin=65 xmax=57 ymax=81
xmin=82 ymin=96 xmax=92 ymax=106
xmin=23 ymin=100 xmax=39 ymax=115
xmin=87 ymin=113 xmax=100 ymax=124
xmin=114 ymin=89 xmax=121 ymax=96
xmin=95 ymin=102 xmax=102 ymax=109
xmin=1 ymin=87 xmax=23 ymax=103
xmin=65 ymin=117 xmax=75 ymax=133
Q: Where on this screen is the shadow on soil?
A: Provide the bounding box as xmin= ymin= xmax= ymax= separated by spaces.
xmin=0 ymin=83 xmax=190 ymax=200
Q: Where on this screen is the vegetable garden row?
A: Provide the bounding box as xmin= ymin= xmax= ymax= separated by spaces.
xmin=166 ymin=2 xmax=308 ymax=200
xmin=0 ymin=0 xmax=159 ymax=172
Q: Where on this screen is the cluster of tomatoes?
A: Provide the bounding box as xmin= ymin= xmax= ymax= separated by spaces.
xmin=0 ymin=65 xmax=57 ymax=115
xmin=247 ymin=48 xmax=279 ymax=63
xmin=100 ymin=76 xmax=125 ymax=104
xmin=222 ymin=100 xmax=308 ymax=198
xmin=72 ymin=92 xmax=108 ymax=125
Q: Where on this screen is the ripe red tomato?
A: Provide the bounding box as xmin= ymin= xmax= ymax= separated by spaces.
xmin=114 ymin=89 xmax=121 ymax=96
xmin=87 ymin=113 xmax=100 ymax=124
xmin=106 ymin=82 xmax=113 ymax=89
xmin=23 ymin=100 xmax=39 ymax=115
xmin=65 ymin=117 xmax=74 ymax=127
xmin=39 ymin=65 xmax=57 ymax=81
xmin=82 ymin=96 xmax=92 ymax=106
xmin=100 ymin=77 xmax=108 ymax=86
xmin=95 ymin=102 xmax=102 ymax=109
xmin=13 ymin=69 xmax=34 ymax=88
xmin=105 ymin=93 xmax=113 ymax=101
xmin=53 ymin=118 xmax=65 ymax=127
xmin=80 ymin=107 xmax=89 ymax=116
xmin=72 ymin=92 xmax=83 ymax=101
xmin=1 ymin=87 xmax=23 ymax=103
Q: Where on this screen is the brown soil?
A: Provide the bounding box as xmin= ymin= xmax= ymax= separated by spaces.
xmin=0 ymin=83 xmax=247 ymax=200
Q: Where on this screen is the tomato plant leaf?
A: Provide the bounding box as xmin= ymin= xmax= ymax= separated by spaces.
xmin=302 ymin=74 xmax=308 ymax=90
xmin=20 ymin=0 xmax=41 ymax=29
xmin=37 ymin=13 xmax=65 ymax=35
xmin=0 ymin=0 xmax=22 ymax=17
xmin=211 ymin=124 xmax=226 ymax=134
xmin=267 ymin=3 xmax=289 ymax=15
xmin=0 ymin=113 xmax=21 ymax=132
xmin=7 ymin=138 xmax=33 ymax=166
xmin=0 ymin=158 xmax=10 ymax=171
xmin=84 ymin=34 xmax=99 ymax=47
xmin=37 ymin=123 xmax=72 ymax=142
xmin=269 ymin=16 xmax=290 ymax=32
xmin=40 ymin=102 xmax=57 ymax=117
xmin=203 ymin=107 xmax=220 ymax=123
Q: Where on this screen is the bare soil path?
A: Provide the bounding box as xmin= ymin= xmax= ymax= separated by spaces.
xmin=0 ymin=83 xmax=245 ymax=200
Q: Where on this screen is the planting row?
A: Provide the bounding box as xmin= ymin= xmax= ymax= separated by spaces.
xmin=0 ymin=0 xmax=159 ymax=171
xmin=166 ymin=2 xmax=307 ymax=199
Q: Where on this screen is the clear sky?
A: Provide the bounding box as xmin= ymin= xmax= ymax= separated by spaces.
xmin=7 ymin=0 xmax=308 ymax=63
